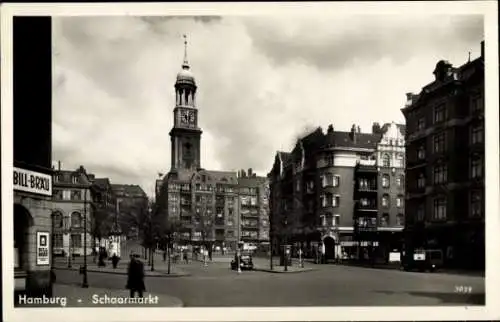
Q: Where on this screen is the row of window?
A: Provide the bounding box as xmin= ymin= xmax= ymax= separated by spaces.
xmin=380 ymin=174 xmax=405 ymax=189
xmin=380 ymin=195 xmax=404 ymax=208
xmin=52 ymin=233 xmax=85 ymax=248
xmin=53 ymin=188 xmax=90 ymax=201
xmin=414 ymin=96 xmax=483 ymax=131
xmin=415 ymin=155 xmax=483 ymax=187
xmin=53 ymin=212 xmax=86 ymax=228
xmin=415 ymin=124 xmax=483 ymax=160
xmin=415 ymin=191 xmax=482 ymax=221
xmin=53 ymin=174 xmax=80 ymax=184
xmin=380 ymin=153 xmax=405 ymax=168
xmin=179 ymin=230 xmax=237 ymax=239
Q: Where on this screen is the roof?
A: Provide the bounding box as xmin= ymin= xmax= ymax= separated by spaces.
xmin=111 ymin=184 xmax=148 ymax=198
xmin=237 ymin=176 xmax=268 ymax=188
xmin=380 ymin=122 xmax=406 ymax=137
xmin=324 ymin=131 xmax=379 ymax=150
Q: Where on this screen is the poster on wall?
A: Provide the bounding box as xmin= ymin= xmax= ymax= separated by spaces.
xmin=36 ymin=231 xmax=50 ymax=265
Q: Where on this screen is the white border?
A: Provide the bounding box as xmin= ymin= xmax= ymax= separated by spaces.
xmin=1 ymin=1 xmax=499 ymax=321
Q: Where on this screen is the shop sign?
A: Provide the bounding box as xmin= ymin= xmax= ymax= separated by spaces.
xmin=13 ymin=167 xmax=52 ymax=196
xmin=36 ymin=232 xmax=50 ymax=265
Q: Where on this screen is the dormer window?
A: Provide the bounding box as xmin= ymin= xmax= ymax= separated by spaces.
xmin=72 ymin=176 xmax=79 ymax=184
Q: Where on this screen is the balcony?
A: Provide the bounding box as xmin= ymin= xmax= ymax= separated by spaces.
xmin=355 ymin=201 xmax=377 ymax=212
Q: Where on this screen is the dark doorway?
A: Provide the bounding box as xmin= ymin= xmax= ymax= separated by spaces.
xmin=323 ymin=236 xmax=336 ymax=263
xmin=14 ymin=204 xmax=34 ymax=271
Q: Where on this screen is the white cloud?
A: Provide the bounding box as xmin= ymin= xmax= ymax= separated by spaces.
xmin=52 ymin=14 xmax=483 ymax=197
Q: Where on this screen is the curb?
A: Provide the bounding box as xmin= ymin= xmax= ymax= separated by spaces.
xmin=54 ymin=267 xmax=191 ymax=278
xmin=253 ymin=267 xmax=316 ymax=274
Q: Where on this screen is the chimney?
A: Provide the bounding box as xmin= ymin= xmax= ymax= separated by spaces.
xmin=481 ymin=40 xmax=484 ymax=59
xmin=372 ymin=122 xmax=381 ymax=134
xmin=241 ymin=169 xmax=246 ymax=178
xmin=327 ymin=124 xmax=334 ymax=134
xmin=350 ymin=124 xmax=357 ymax=142
xmin=248 ymin=168 xmax=253 ymax=177
xmin=58 ymin=160 xmax=61 ymax=170
xmin=357 ymin=126 xmax=361 ymax=133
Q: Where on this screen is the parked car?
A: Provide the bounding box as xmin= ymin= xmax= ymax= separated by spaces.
xmin=231 ymin=251 xmax=254 ymax=270
xmin=401 ymin=249 xmax=443 ymax=272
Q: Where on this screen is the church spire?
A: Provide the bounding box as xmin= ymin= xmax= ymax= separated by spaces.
xmin=182 ymin=34 xmax=190 ymax=70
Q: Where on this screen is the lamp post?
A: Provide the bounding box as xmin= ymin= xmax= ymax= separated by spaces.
xmin=82 ymin=187 xmax=89 ymax=288
xmin=284 ymin=219 xmax=288 ymax=272
xmin=67 ymin=217 xmax=72 ymax=269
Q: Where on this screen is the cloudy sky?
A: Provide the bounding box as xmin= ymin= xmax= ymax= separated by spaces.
xmin=52 ymin=13 xmax=483 ymax=197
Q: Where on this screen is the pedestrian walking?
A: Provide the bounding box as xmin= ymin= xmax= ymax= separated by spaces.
xmin=126 ymin=252 xmax=145 ymax=298
xmin=183 ymin=248 xmax=189 ymax=264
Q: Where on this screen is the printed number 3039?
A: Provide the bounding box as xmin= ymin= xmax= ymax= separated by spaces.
xmin=455 ymin=285 xmax=472 ymax=294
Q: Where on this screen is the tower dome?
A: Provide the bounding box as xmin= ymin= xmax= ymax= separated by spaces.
xmin=176 ymin=35 xmax=196 ymax=86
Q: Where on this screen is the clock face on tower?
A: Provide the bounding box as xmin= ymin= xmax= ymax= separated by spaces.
xmin=180 ymin=109 xmax=195 ymax=126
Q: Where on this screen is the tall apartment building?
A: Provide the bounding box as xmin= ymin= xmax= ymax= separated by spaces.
xmin=155 ymin=38 xmax=269 ymax=250
xmin=402 ymin=41 xmax=485 ymax=269
xmin=269 ymin=122 xmax=406 ymax=262
xmin=51 ymin=164 xmax=93 ymax=257
xmin=237 ymin=169 xmax=270 ymax=244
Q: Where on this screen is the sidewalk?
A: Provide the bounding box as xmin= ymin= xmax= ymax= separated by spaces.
xmin=15 ymin=283 xmax=183 ymax=307
xmin=54 ymin=258 xmax=190 ymax=277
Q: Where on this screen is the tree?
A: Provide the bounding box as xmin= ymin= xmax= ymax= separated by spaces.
xmin=163 ymin=217 xmax=182 ymax=274
xmin=90 ymin=203 xmax=114 ymax=248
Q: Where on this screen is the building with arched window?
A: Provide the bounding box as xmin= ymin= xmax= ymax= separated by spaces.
xmin=51 ymin=164 xmax=93 ymax=259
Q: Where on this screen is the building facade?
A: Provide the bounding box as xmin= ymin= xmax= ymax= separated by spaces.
xmin=401 ymin=41 xmax=485 ymax=270
xmin=156 ymin=38 xmax=269 ymax=250
xmin=269 ymin=122 xmax=406 ymax=262
xmin=51 ymin=164 xmax=93 ymax=257
xmin=237 ymin=169 xmax=270 ymax=244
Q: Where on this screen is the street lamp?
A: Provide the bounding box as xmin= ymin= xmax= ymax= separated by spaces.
xmin=284 ymin=219 xmax=288 ymax=272
xmin=67 ymin=217 xmax=72 ymax=268
xmin=82 ymin=187 xmax=89 ymax=288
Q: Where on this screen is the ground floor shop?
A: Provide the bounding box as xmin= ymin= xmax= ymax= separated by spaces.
xmin=403 ymin=222 xmax=484 ymax=270
xmin=14 ymin=189 xmax=53 ymax=298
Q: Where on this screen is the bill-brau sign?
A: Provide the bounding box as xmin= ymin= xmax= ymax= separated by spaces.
xmin=13 ymin=167 xmax=52 ymax=197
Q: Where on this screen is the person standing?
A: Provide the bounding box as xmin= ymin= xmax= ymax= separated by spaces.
xmin=126 ymin=252 xmax=145 ymax=298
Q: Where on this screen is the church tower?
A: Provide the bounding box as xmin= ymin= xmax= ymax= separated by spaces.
xmin=169 ymin=35 xmax=202 ymax=171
